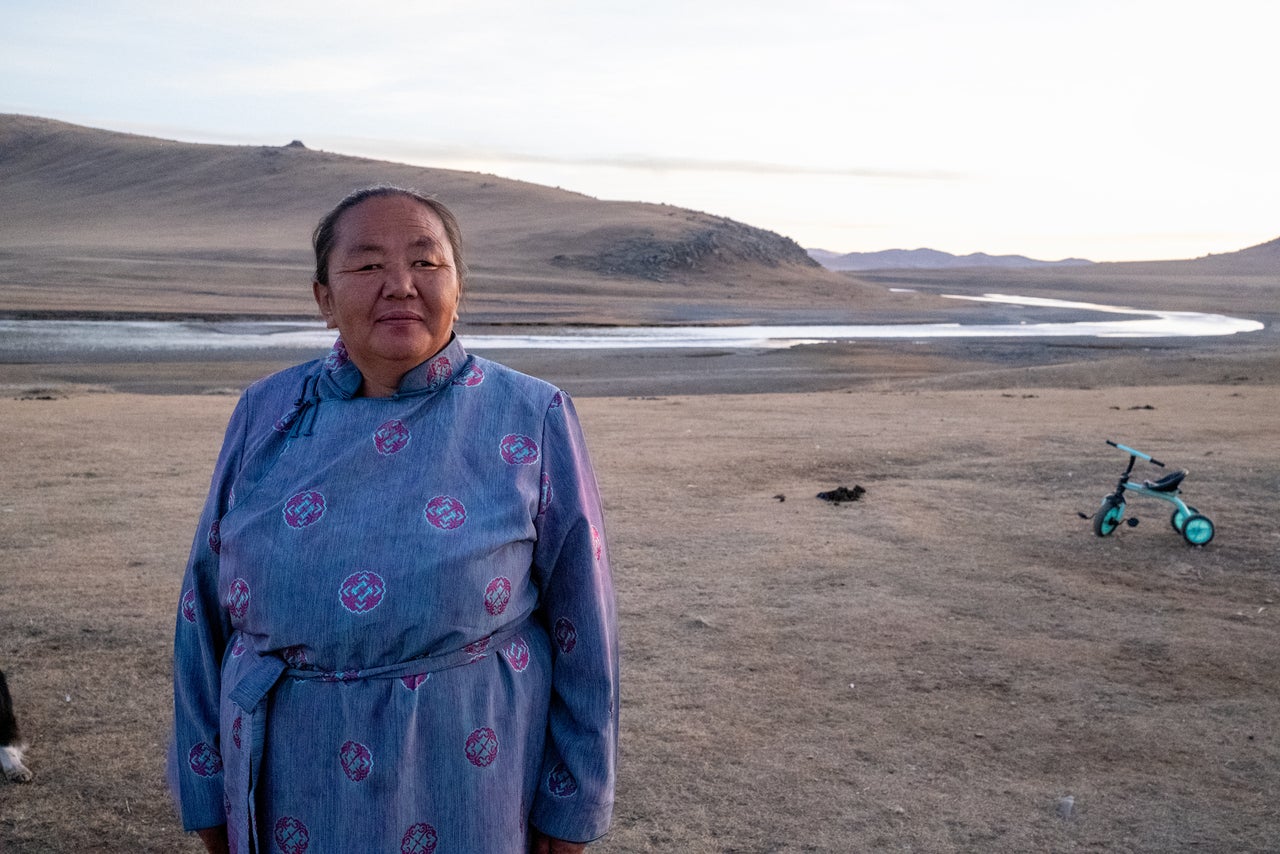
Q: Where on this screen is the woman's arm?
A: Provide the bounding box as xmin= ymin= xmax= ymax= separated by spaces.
xmin=171 ymin=396 xmax=249 ymax=831
xmin=529 ymin=392 xmax=619 ymax=845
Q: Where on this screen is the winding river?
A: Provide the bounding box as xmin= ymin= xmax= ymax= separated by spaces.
xmin=0 ymin=294 xmax=1264 ymax=357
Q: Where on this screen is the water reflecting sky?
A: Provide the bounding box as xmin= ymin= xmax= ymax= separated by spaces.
xmin=0 ymin=294 xmax=1264 ymax=358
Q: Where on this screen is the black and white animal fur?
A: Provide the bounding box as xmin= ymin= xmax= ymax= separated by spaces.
xmin=1 ymin=670 xmax=33 ymax=782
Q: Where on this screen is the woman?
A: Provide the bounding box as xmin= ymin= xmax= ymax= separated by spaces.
xmin=172 ymin=186 xmax=618 ymax=854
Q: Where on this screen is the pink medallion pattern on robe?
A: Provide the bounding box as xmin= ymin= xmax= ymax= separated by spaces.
xmin=464 ymin=726 xmax=499 ymax=768
xmin=283 ymin=491 xmax=326 ymax=529
xmin=499 ymin=434 xmax=540 ymax=466
xmin=548 ymin=761 xmax=578 ymax=797
xmin=452 ymin=365 xmax=484 ymax=387
xmin=226 ymin=579 xmax=251 ymax=620
xmin=373 ymin=419 xmax=410 ymax=455
xmin=323 ymin=338 xmax=349 ymax=370
xmin=554 ymin=617 xmax=578 ymax=654
xmin=426 ymin=356 xmax=452 ymax=389
xmin=484 ymin=577 xmax=512 ymax=616
xmin=424 ymin=496 xmax=466 ymax=530
xmin=339 ymin=571 xmax=385 ymax=614
xmin=188 ymin=742 xmax=223 ymax=777
xmin=400 ymin=822 xmax=438 ymax=854
xmin=274 ymin=816 xmax=310 ymax=854
xmin=400 ymin=673 xmax=429 ymax=691
xmin=340 ymin=740 xmax=373 ymax=782
xmin=501 ymin=636 xmax=530 ymax=672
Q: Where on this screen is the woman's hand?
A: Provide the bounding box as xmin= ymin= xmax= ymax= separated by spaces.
xmin=195 ymin=825 xmax=230 ymax=854
xmin=529 ymin=826 xmax=587 ymax=853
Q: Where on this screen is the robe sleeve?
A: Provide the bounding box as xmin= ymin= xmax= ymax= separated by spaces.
xmin=170 ymin=393 xmax=250 ymax=831
xmin=529 ymin=391 xmax=619 ymax=843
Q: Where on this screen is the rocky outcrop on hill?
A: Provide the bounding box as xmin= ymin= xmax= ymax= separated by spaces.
xmin=552 ymin=217 xmax=820 ymax=281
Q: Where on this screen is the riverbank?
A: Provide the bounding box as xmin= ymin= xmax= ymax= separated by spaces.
xmin=3 ymin=325 xmax=1278 ymax=398
xmin=3 ymin=273 xmax=1274 ymax=397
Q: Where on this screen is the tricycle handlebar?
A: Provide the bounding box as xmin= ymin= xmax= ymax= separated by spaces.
xmin=1106 ymin=439 xmax=1164 ymax=467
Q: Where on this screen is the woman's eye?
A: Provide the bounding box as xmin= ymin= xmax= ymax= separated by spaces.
xmin=413 ymin=259 xmax=439 ymax=268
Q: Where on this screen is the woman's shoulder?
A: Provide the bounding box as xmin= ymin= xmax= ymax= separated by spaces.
xmin=235 ymin=359 xmax=325 ymax=420
xmin=245 ymin=360 xmax=320 ymax=395
xmin=466 ymin=355 xmax=563 ymax=410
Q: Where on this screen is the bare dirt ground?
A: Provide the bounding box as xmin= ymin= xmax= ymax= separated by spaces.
xmin=2 ymin=340 xmax=1277 ymax=853
xmin=3 ymin=114 xmax=1276 ymax=852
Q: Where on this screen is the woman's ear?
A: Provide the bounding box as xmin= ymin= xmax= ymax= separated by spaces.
xmin=312 ymin=280 xmax=338 ymax=329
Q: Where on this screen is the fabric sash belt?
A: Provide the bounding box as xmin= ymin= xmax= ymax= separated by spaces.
xmin=225 ymin=611 xmax=534 ymax=854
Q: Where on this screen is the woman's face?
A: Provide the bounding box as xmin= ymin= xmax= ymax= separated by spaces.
xmin=313 ymin=195 xmax=461 ymax=388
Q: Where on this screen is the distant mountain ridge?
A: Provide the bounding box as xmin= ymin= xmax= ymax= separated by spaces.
xmin=808 ymin=247 xmax=1094 ymax=271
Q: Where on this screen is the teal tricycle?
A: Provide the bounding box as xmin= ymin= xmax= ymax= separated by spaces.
xmin=1089 ymin=440 xmax=1215 ymax=545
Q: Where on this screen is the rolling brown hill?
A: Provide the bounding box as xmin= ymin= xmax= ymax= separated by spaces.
xmin=1168 ymin=235 xmax=1280 ymax=273
xmin=0 ymin=114 xmax=931 ymax=324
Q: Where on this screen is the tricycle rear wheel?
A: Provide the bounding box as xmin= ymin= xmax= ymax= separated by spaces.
xmin=1181 ymin=514 xmax=1215 ymax=546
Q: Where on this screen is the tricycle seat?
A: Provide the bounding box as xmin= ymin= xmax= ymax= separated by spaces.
xmin=1142 ymin=470 xmax=1186 ymax=492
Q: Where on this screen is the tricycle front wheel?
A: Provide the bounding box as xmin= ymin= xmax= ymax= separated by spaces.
xmin=1171 ymin=506 xmax=1200 ymax=533
xmin=1093 ymin=495 xmax=1125 ymax=537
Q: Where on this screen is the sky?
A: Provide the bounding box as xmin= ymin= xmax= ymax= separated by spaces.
xmin=2 ymin=0 xmax=1277 ymax=262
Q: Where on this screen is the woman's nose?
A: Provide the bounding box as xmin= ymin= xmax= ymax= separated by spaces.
xmin=382 ymin=264 xmax=417 ymax=298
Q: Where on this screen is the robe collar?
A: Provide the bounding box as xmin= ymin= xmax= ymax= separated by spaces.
xmin=322 ymin=334 xmax=469 ymax=399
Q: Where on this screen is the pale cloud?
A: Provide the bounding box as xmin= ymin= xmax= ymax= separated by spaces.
xmin=325 ymin=136 xmax=963 ymax=180
xmin=199 ymin=58 xmax=403 ymax=96
xmin=3 ymin=0 xmax=1278 ymax=259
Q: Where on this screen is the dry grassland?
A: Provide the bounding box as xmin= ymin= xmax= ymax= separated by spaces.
xmin=2 ymin=113 xmax=1278 ymax=854
xmin=2 ymin=367 xmax=1278 ymax=852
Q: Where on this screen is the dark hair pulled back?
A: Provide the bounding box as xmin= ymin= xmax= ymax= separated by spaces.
xmin=311 ymin=185 xmax=466 ymax=290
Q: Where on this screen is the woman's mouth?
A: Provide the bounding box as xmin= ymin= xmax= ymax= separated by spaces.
xmin=376 ymin=312 xmax=423 ymax=324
